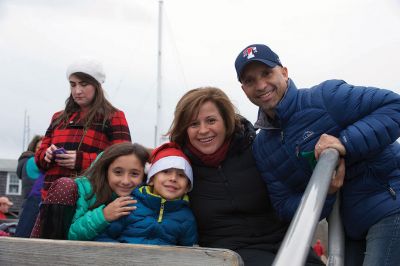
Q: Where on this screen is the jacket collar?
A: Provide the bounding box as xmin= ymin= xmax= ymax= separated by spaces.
xmin=254 ymin=79 xmax=298 ymax=129
xmin=139 ymin=186 xmax=189 ymax=202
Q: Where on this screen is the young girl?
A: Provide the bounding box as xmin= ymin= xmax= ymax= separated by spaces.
xmin=68 ymin=142 xmax=149 ymax=240
xmin=95 ymin=142 xmax=197 ymax=246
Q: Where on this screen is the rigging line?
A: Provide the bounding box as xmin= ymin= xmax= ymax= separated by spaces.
xmin=112 ymin=2 xmax=160 ymax=111
xmin=112 ymin=62 xmax=133 ymax=99
xmin=163 ymin=6 xmax=188 ymax=90
xmin=110 ymin=54 xmax=154 ymax=114
xmin=111 ymin=65 xmax=157 ymax=118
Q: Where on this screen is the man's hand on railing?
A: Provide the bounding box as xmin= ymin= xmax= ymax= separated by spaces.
xmin=314 ymin=133 xmax=346 ymax=159
xmin=328 ymin=158 xmax=345 ymax=194
xmin=314 ymin=133 xmax=346 ymax=194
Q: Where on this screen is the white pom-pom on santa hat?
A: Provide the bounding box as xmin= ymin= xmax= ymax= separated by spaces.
xmin=147 ymin=142 xmax=193 ymax=191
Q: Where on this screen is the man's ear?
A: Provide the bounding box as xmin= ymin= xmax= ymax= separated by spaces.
xmin=281 ymin=66 xmax=289 ymax=80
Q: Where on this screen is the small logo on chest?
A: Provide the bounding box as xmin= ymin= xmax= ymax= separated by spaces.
xmin=302 ymin=131 xmax=314 ymax=140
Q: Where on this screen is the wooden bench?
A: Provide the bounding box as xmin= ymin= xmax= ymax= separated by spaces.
xmin=0 ymin=237 xmax=243 ymax=266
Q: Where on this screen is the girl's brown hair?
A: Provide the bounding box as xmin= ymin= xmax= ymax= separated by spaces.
xmin=167 ymin=87 xmax=241 ymax=145
xmin=51 ymin=72 xmax=117 ymax=129
xmin=84 ymin=142 xmax=150 ymax=210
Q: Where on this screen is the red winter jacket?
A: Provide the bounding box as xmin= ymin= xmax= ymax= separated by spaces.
xmin=35 ymin=110 xmax=131 ymax=192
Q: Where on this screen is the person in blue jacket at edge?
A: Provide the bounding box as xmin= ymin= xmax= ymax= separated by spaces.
xmin=234 ymin=43 xmax=400 ymax=266
xmin=95 ymin=142 xmax=197 ymax=246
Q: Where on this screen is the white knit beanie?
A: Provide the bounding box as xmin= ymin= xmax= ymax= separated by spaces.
xmin=66 ymin=58 xmax=106 ymax=84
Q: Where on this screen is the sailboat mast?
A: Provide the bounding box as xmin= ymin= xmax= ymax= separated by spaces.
xmin=155 ymin=0 xmax=163 ymax=147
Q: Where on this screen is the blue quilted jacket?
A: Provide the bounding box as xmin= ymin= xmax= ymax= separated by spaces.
xmin=95 ymin=186 xmax=198 ymax=246
xmin=253 ymin=79 xmax=400 ymax=239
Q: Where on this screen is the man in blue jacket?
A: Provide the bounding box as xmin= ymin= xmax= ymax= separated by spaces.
xmin=235 ymin=43 xmax=400 ymax=266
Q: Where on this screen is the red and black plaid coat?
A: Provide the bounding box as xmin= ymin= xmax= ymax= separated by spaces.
xmin=35 ymin=110 xmax=131 ymax=192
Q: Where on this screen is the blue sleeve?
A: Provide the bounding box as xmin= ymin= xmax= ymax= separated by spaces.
xmin=323 ymin=81 xmax=400 ymax=164
xmin=252 ymin=135 xmax=336 ymax=222
xmin=94 ymin=219 xmax=125 ymax=243
xmin=26 ymin=157 xmax=41 ymax=179
xmin=178 ymin=212 xmax=198 ymax=246
xmin=258 ymin=168 xmax=335 ymax=221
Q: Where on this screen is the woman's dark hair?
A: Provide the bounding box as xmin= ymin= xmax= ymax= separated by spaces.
xmin=38 ymin=205 xmax=76 ymax=240
xmin=84 ymin=142 xmax=150 ymax=210
xmin=50 ymin=72 xmax=117 ymax=129
xmin=27 ymin=135 xmax=43 ymax=152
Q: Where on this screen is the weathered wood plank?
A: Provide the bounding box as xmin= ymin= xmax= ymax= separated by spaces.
xmin=0 ymin=237 xmax=243 ymax=266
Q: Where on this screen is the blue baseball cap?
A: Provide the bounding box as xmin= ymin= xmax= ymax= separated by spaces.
xmin=235 ymin=44 xmax=282 ymax=81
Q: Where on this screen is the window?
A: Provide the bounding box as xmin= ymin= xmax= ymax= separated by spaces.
xmin=6 ymin=172 xmax=21 ymax=195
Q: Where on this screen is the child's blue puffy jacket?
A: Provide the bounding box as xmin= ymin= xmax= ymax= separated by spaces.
xmin=96 ymin=186 xmax=197 ymax=246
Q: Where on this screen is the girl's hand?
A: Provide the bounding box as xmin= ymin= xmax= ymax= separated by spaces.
xmin=44 ymin=144 xmax=58 ymax=163
xmin=103 ymin=196 xmax=137 ymax=222
xmin=55 ymin=150 xmax=77 ymax=169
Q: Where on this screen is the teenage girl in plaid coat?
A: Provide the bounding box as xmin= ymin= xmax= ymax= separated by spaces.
xmin=31 ymin=58 xmax=132 ymax=239
xmin=34 ymin=58 xmax=131 ymax=199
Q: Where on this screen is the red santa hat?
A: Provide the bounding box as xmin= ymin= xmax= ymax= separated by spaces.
xmin=146 ymin=142 xmax=193 ymax=191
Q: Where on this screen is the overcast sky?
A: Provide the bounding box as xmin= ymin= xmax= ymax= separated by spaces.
xmin=1 ymin=0 xmax=399 ymax=159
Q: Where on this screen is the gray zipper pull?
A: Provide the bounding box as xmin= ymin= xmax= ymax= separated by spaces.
xmin=388 ymin=185 xmax=396 ymax=200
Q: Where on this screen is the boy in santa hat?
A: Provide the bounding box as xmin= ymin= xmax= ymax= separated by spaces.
xmin=95 ymin=142 xmax=197 ymax=246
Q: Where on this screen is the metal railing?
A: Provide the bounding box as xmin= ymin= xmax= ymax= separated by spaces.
xmin=273 ymin=148 xmax=344 ymax=266
xmin=327 ymin=195 xmax=345 ymax=266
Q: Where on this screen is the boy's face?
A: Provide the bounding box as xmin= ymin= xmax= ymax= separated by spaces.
xmin=149 ymin=168 xmax=190 ymax=200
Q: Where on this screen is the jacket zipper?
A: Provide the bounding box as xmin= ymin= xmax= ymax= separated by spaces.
xmin=158 ymin=199 xmax=166 ymax=223
xmin=218 ymin=166 xmax=236 ymax=208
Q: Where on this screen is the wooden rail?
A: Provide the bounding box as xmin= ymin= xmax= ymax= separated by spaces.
xmin=0 ymin=237 xmax=243 ymax=266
